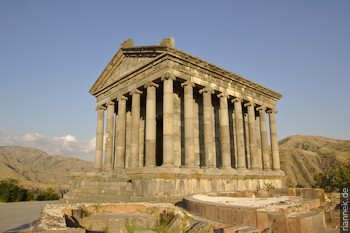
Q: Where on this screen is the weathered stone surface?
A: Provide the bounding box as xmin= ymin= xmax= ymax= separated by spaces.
xmin=183 ymin=190 xmax=327 ymax=233
xmin=32 ymin=202 xmax=216 ymax=233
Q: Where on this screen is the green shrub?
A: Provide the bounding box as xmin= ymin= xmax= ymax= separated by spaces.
xmin=0 ymin=179 xmax=29 ymax=202
xmin=314 ymin=162 xmax=350 ymax=192
xmin=37 ymin=187 xmax=60 ymax=201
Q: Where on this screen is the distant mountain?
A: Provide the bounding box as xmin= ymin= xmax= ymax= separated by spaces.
xmin=279 ymin=135 xmax=350 ymax=187
xmin=0 ymin=146 xmax=93 ymax=188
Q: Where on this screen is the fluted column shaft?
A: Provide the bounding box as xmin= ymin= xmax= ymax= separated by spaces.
xmin=232 ymin=98 xmax=246 ymax=170
xmin=268 ymin=109 xmax=280 ymax=171
xmin=218 ymin=93 xmax=231 ymax=169
xmin=245 ymin=102 xmax=258 ymax=170
xmin=115 ymin=96 xmax=127 ymax=169
xmin=182 ymin=81 xmax=196 ymax=167
xmin=258 ymin=106 xmax=270 ymax=170
xmin=162 ymin=73 xmax=175 ymax=167
xmin=200 ymin=86 xmax=215 ymax=168
xmin=104 ymin=101 xmax=115 ymax=170
xmin=129 ymin=89 xmax=142 ymax=168
xmin=145 ymin=82 xmax=159 ymax=167
xmin=95 ymin=105 xmax=106 ymax=171
xmin=255 ymin=117 xmax=263 ymax=170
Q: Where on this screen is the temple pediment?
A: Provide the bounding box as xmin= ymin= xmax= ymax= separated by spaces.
xmin=90 ymin=38 xmax=282 ymax=106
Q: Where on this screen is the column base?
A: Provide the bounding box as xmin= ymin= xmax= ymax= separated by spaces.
xmin=201 ymin=165 xmax=216 ymax=169
xmin=161 ymin=164 xmax=174 ymax=168
xmin=221 ymin=166 xmax=234 ymax=170
xmin=182 ymin=165 xmax=198 ymax=169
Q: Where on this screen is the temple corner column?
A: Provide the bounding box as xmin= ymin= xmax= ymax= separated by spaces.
xmin=104 ymin=100 xmax=115 ymax=171
xmin=257 ymin=106 xmax=271 ymax=170
xmin=268 ymin=108 xmax=280 ymax=171
xmin=94 ymin=104 xmax=106 ymax=171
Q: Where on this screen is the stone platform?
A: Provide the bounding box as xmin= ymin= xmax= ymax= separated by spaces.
xmin=63 ymin=168 xmax=285 ymax=203
xmin=183 ymin=189 xmax=327 ymax=233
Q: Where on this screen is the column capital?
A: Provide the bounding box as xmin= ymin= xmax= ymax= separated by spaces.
xmin=106 ymin=100 xmax=115 ymax=106
xmin=95 ymin=105 xmax=106 ymax=111
xmin=129 ymin=89 xmax=143 ymax=95
xmin=144 ymin=81 xmax=159 ymax=89
xmin=161 ymin=72 xmax=176 ymax=81
xmin=217 ymin=92 xmax=229 ymax=98
xmin=199 ymin=86 xmax=214 ymax=94
xmin=231 ymin=97 xmax=242 ymax=103
xmin=117 ymin=95 xmax=128 ymax=101
xmin=244 ymin=101 xmax=255 ymax=107
xmin=267 ymin=108 xmax=278 ymax=114
xmin=256 ymin=105 xmax=266 ymax=111
xmin=181 ymin=80 xmax=195 ymax=87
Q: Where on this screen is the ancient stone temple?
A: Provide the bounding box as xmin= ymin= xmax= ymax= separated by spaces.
xmin=65 ymin=38 xmax=285 ymax=203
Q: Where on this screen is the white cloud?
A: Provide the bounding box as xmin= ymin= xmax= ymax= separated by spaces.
xmin=0 ymin=128 xmax=95 ymax=161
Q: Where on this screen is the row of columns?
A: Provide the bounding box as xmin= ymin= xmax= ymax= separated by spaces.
xmin=94 ymin=74 xmax=280 ymax=172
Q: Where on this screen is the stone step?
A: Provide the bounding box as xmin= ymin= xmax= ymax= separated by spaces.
xmin=65 ymin=195 xmax=131 ymax=203
xmin=77 ymin=184 xmax=132 ymax=191
xmin=72 ymin=189 xmax=133 ymax=195
xmin=69 ymin=190 xmax=133 ymax=198
xmin=80 ymin=181 xmax=132 ymax=186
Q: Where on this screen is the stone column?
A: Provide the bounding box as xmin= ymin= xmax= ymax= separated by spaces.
xmin=257 ymin=106 xmax=271 ymax=170
xmin=94 ymin=105 xmax=106 ymax=171
xmin=199 ymin=86 xmax=215 ymax=168
xmin=114 ymin=96 xmax=127 ymax=169
xmin=104 ymin=101 xmax=115 ymax=170
xmin=162 ymin=72 xmax=175 ymax=167
xmin=144 ymin=82 xmax=159 ymax=167
xmin=218 ymin=93 xmax=231 ymax=169
xmin=232 ymin=98 xmax=246 ymax=170
xmin=244 ymin=113 xmax=250 ymax=168
xmin=255 ymin=116 xmax=263 ymax=170
xmin=268 ymin=109 xmax=280 ymax=171
xmin=181 ymin=81 xmax=196 ymax=167
xmin=129 ymin=89 xmax=142 ymax=168
xmin=245 ymin=102 xmax=258 ymax=170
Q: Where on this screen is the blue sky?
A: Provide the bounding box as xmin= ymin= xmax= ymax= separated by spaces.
xmin=0 ymin=1 xmax=349 ymax=160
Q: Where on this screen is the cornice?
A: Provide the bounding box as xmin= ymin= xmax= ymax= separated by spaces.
xmin=90 ymin=44 xmax=282 ymax=102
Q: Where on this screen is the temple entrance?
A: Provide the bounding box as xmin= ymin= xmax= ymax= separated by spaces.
xmin=156 ymin=118 xmax=163 ymax=166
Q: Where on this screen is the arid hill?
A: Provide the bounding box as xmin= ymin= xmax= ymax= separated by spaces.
xmin=279 ymin=135 xmax=350 ymax=187
xmin=0 ymin=146 xmax=93 ymax=189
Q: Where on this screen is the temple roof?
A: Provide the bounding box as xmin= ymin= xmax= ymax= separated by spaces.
xmin=89 ymin=38 xmax=282 ymax=101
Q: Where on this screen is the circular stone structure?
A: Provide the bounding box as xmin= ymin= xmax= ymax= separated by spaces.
xmin=183 ymin=190 xmax=327 ymax=233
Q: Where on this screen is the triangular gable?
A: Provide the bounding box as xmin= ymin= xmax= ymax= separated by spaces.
xmin=89 ymin=47 xmax=167 ymax=96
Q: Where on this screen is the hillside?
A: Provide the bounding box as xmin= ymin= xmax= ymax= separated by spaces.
xmin=279 ymin=135 xmax=350 ymax=187
xmin=0 ymin=146 xmax=93 ymax=189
